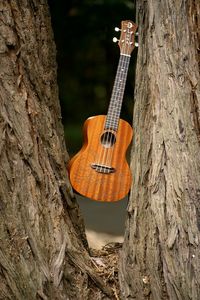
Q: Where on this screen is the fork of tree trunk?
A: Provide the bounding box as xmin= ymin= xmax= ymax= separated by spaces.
xmin=0 ymin=0 xmax=199 ymax=299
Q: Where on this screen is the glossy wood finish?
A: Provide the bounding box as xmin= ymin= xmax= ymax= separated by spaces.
xmin=118 ymin=20 xmax=137 ymax=55
xmin=68 ymin=115 xmax=133 ymax=202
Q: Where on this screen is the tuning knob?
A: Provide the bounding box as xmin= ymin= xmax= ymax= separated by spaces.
xmin=113 ymin=37 xmax=119 ymax=43
xmin=114 ymin=27 xmax=121 ymax=32
xmin=135 ymin=42 xmax=139 ymax=47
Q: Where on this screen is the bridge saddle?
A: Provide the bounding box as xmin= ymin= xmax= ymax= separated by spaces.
xmin=91 ymin=163 xmax=115 ymax=174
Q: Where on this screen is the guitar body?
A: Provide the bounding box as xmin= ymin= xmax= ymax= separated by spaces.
xmin=68 ymin=115 xmax=133 ymax=202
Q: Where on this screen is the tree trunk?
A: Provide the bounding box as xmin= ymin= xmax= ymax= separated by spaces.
xmin=120 ymin=0 xmax=200 ymax=299
xmin=0 ymin=1 xmax=113 ymax=299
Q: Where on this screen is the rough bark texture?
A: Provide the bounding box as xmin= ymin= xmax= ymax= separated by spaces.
xmin=120 ymin=0 xmax=200 ymax=299
xmin=0 ymin=1 xmax=113 ymax=299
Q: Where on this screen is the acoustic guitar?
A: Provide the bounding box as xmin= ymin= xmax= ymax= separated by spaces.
xmin=68 ymin=20 xmax=137 ymax=202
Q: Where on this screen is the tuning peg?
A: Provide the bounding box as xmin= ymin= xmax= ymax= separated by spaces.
xmin=135 ymin=42 xmax=139 ymax=47
xmin=135 ymin=32 xmax=139 ymax=36
xmin=114 ymin=27 xmax=121 ymax=32
xmin=113 ymin=37 xmax=119 ymax=43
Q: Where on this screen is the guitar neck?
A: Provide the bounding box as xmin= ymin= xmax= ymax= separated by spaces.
xmin=105 ymin=54 xmax=131 ymax=131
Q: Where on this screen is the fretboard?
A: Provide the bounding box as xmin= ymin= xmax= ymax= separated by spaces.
xmin=105 ymin=54 xmax=130 ymax=131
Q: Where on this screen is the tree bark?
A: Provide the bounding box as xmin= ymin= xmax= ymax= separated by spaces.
xmin=0 ymin=1 xmax=113 ymax=299
xmin=120 ymin=0 xmax=200 ymax=299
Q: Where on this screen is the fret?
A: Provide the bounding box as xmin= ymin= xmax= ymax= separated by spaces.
xmin=105 ymin=124 xmax=118 ymax=131
xmin=105 ymin=122 xmax=118 ymax=127
xmin=105 ymin=54 xmax=131 ymax=131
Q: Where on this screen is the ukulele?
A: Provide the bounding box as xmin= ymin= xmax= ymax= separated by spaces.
xmin=68 ymin=20 xmax=137 ymax=202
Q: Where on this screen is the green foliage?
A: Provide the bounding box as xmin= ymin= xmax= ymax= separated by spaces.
xmin=48 ymin=0 xmax=136 ymax=154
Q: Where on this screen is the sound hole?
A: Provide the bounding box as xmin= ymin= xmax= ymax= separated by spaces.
xmin=101 ymin=131 xmax=116 ymax=148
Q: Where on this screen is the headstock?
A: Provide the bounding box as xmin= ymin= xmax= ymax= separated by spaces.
xmin=113 ymin=20 xmax=138 ymax=56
